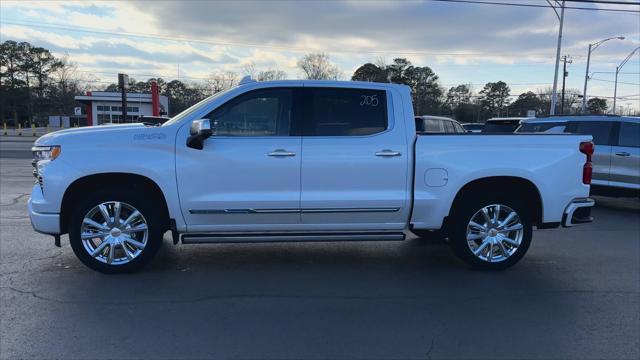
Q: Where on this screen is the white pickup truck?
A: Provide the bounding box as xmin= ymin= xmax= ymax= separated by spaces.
xmin=29 ymin=79 xmax=595 ymax=273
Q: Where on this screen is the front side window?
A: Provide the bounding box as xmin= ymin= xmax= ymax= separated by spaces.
xmin=618 ymin=122 xmax=640 ymax=147
xmin=569 ymin=121 xmax=613 ymax=145
xmin=305 ymin=88 xmax=387 ymax=136
xmin=205 ymin=88 xmax=293 ymax=136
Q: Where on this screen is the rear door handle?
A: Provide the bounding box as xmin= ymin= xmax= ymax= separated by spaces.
xmin=268 ymin=149 xmax=296 ymax=157
xmin=615 ymin=152 xmax=631 ymax=157
xmin=376 ymin=150 xmax=401 ymax=157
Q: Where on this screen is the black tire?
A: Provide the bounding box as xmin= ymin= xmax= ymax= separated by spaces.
xmin=68 ymin=188 xmax=164 ymax=274
xmin=448 ymin=193 xmax=533 ymax=270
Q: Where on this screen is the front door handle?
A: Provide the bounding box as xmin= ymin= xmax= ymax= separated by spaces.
xmin=268 ymin=149 xmax=296 ymax=157
xmin=375 ymin=150 xmax=401 ymax=157
xmin=615 ymin=152 xmax=631 ymax=157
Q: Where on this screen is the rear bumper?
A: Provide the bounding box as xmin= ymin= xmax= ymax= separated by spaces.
xmin=562 ymin=198 xmax=595 ymax=227
xmin=28 ymin=197 xmax=60 ymax=235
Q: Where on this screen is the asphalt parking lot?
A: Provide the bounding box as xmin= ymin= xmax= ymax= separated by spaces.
xmin=1 ymin=136 xmax=639 ymax=360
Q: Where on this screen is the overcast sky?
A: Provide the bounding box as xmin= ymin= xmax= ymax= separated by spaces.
xmin=1 ymin=0 xmax=638 ymax=111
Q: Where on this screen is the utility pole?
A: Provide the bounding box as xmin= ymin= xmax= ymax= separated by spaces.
xmin=549 ymin=0 xmax=565 ymax=116
xmin=561 ymin=55 xmax=572 ymax=115
xmin=118 ymin=73 xmax=128 ymax=124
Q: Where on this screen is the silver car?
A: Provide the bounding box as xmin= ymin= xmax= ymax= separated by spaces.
xmin=517 ymin=116 xmax=640 ymax=196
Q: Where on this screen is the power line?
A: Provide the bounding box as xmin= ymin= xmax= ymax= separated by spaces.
xmin=0 ymin=19 xmax=559 ymax=58
xmin=426 ymin=0 xmax=640 ymax=13
xmin=591 ymin=78 xmax=640 ymax=85
xmin=592 ymin=71 xmax=640 ymax=75
xmin=564 ymin=0 xmax=640 ymax=5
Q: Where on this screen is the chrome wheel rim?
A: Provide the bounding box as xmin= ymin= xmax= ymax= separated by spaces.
xmin=80 ymin=201 xmax=148 ymax=265
xmin=466 ymin=204 xmax=524 ymax=263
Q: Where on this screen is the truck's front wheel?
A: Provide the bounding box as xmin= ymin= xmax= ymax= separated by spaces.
xmin=449 ymin=197 xmax=532 ymax=270
xmin=68 ymin=189 xmax=164 ymax=273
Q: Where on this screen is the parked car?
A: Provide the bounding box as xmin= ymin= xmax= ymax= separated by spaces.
xmin=482 ymin=117 xmax=526 ymax=133
xmin=462 ymin=123 xmax=484 ymax=133
xmin=517 ymin=116 xmax=640 ymax=196
xmin=29 ymin=79 xmax=594 ymax=273
xmin=415 ymin=115 xmax=466 ymax=133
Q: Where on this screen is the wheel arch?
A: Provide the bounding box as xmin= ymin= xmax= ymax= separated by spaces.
xmin=448 ymin=176 xmax=543 ymax=227
xmin=60 ymin=173 xmax=170 ymax=235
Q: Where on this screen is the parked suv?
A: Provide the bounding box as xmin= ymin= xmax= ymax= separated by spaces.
xmin=517 ymin=116 xmax=640 ymax=196
xmin=415 ymin=116 xmax=466 ymax=133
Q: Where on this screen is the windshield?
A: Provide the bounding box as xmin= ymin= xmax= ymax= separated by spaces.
xmin=482 ymin=122 xmax=520 ymax=133
xmin=517 ymin=122 xmax=567 ymax=133
xmin=162 ymin=88 xmax=233 ymax=126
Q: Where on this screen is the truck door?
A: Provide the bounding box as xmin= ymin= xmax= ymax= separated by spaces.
xmin=567 ymin=121 xmax=614 ymax=187
xmin=299 ymin=86 xmax=410 ymax=230
xmin=610 ymin=121 xmax=640 ymax=188
xmin=176 ymin=87 xmax=302 ymax=232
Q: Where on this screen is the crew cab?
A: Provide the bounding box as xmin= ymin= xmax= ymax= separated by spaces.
xmin=29 ymin=79 xmax=595 ymax=273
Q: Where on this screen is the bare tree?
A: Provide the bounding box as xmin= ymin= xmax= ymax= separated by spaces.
xmin=207 ymin=71 xmax=238 ymax=94
xmin=257 ymin=69 xmax=287 ymax=81
xmin=297 ymin=52 xmax=342 ymax=80
xmin=242 ymin=63 xmax=257 ymax=78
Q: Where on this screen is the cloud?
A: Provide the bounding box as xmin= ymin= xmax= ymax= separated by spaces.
xmin=1 ymin=0 xmax=638 ymax=108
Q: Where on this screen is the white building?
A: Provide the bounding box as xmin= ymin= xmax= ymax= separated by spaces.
xmin=75 ymin=91 xmax=168 ymax=126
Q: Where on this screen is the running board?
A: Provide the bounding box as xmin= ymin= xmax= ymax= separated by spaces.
xmin=181 ymin=232 xmax=406 ymax=244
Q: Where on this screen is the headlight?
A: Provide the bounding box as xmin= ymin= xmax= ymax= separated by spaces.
xmin=32 ymin=146 xmax=61 ymax=162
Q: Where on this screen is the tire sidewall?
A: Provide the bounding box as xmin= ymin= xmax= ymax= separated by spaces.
xmin=449 ymin=194 xmax=533 ymax=270
xmin=68 ymin=188 xmax=164 ymax=273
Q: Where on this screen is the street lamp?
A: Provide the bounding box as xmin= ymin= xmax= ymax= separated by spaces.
xmin=581 ymin=36 xmax=625 ymax=113
xmin=613 ymin=46 xmax=640 ymax=115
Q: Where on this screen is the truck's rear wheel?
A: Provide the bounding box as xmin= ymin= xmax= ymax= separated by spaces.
xmin=68 ymin=189 xmax=164 ymax=273
xmin=449 ymin=197 xmax=532 ymax=270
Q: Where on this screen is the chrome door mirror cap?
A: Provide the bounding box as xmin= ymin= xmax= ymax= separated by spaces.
xmin=187 ymin=119 xmax=213 ymax=150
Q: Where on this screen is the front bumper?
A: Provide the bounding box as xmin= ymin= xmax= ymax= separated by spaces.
xmin=562 ymin=198 xmax=595 ymax=227
xmin=28 ymin=196 xmax=60 ymax=235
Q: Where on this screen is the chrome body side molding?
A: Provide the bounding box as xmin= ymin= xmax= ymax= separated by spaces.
xmin=189 ymin=207 xmax=401 ymax=215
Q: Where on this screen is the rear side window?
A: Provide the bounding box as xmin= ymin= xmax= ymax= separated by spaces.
xmin=568 ymin=121 xmax=613 ymax=145
xmin=517 ymin=122 xmax=566 ymax=133
xmin=305 ymin=88 xmax=387 ymax=136
xmin=618 ymin=122 xmax=640 ymax=147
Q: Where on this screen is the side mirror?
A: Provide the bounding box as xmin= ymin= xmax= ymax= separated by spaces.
xmin=187 ymin=119 xmax=213 ymax=150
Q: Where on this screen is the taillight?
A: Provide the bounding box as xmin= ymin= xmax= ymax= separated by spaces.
xmin=580 ymin=141 xmax=594 ymax=185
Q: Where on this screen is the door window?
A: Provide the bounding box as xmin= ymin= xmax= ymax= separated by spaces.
xmin=618 ymin=122 xmax=640 ymax=147
xmin=206 ymin=88 xmax=293 ymax=136
xmin=304 ymin=88 xmax=387 ymax=136
xmin=569 ymin=121 xmax=614 ymax=145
